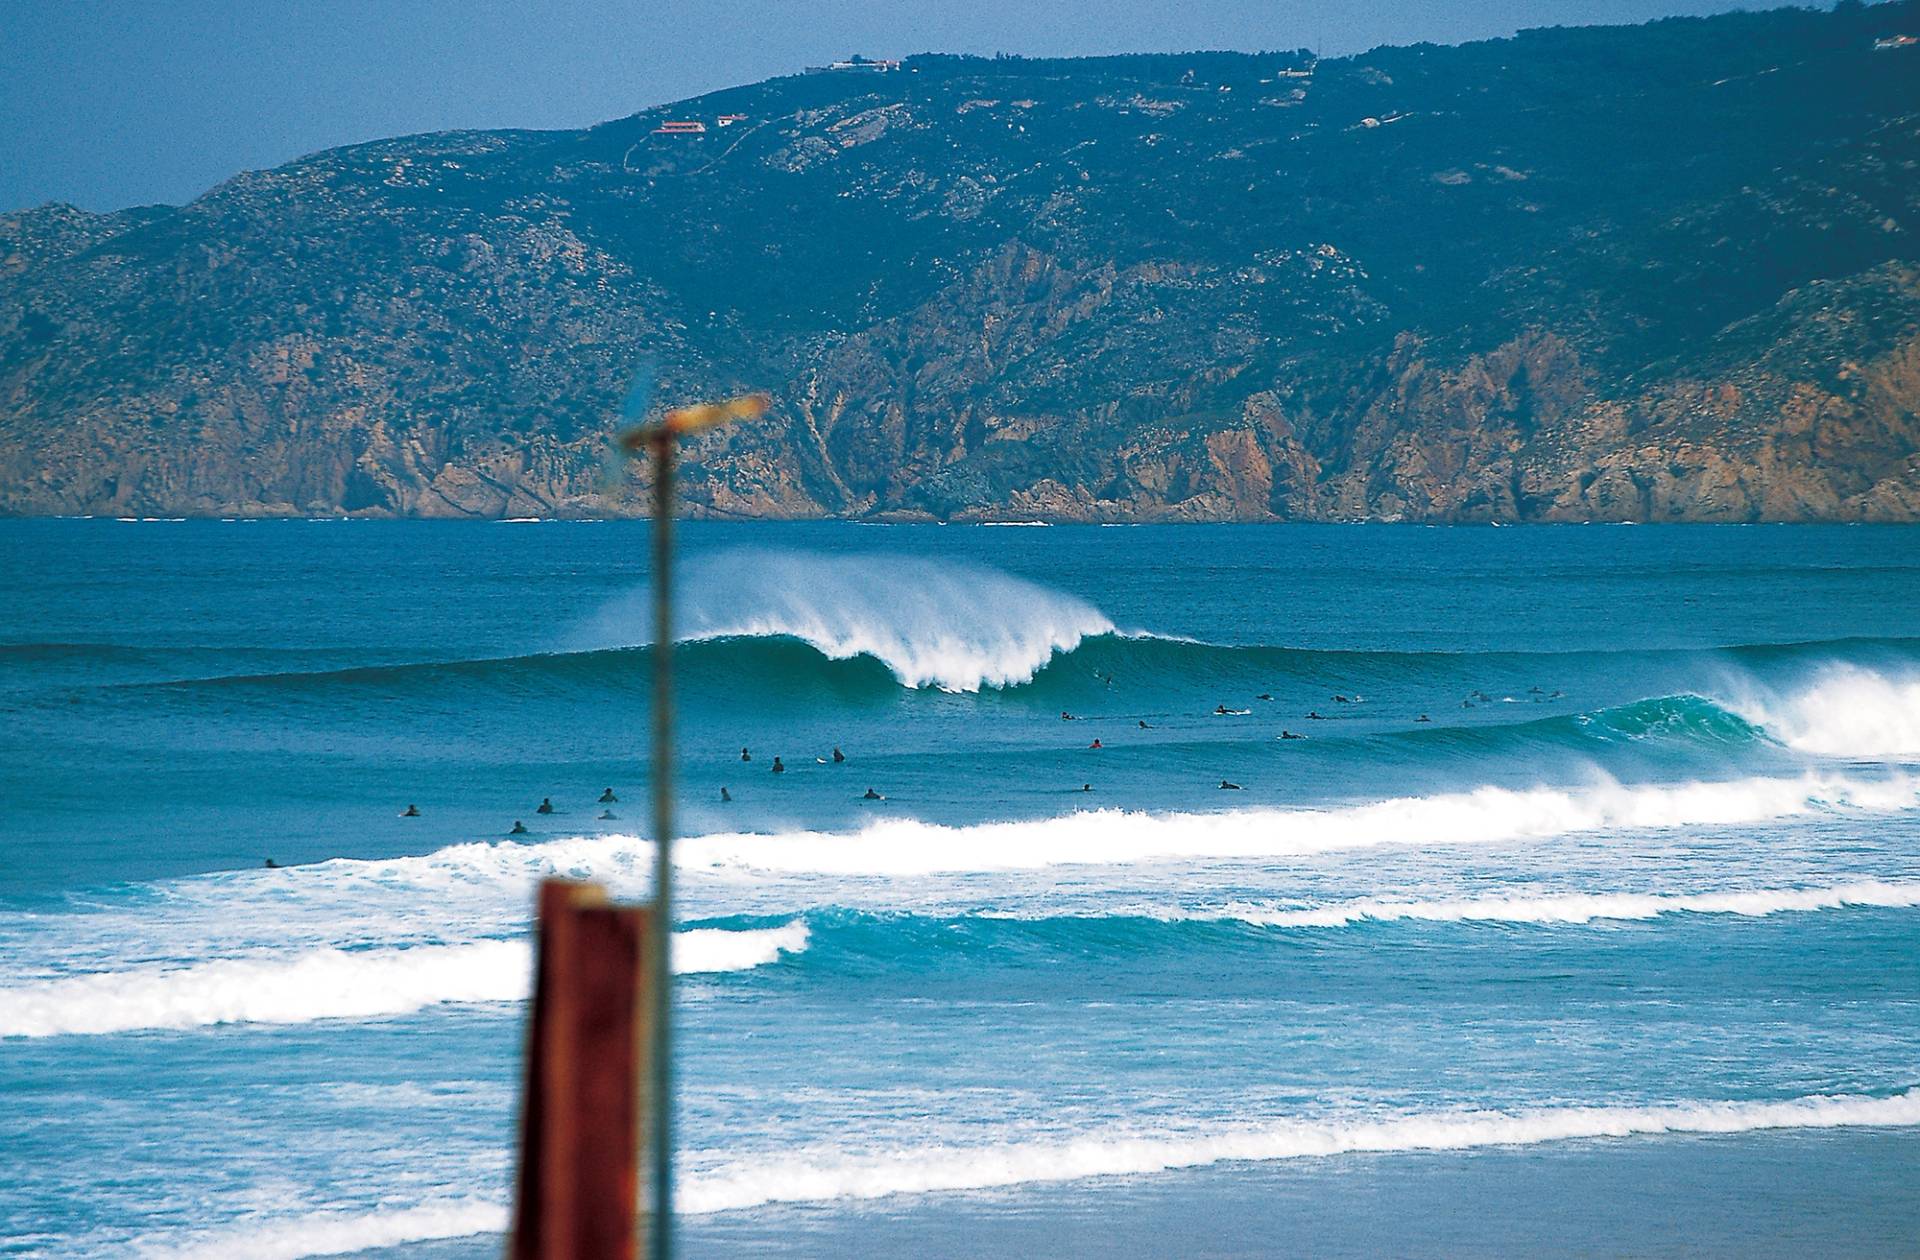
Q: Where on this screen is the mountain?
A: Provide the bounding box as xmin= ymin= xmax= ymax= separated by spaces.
xmin=3 ymin=3 xmax=1919 ymax=521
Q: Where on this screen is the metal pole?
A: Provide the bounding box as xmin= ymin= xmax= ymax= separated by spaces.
xmin=647 ymin=433 xmax=675 ymax=1260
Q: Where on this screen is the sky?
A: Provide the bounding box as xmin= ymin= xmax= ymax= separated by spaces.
xmin=2 ymin=0 xmax=1794 ymax=214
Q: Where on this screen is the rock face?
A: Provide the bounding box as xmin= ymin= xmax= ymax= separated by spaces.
xmin=2 ymin=4 xmax=1919 ymax=520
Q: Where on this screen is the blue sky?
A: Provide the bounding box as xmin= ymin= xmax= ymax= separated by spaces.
xmin=3 ymin=0 xmax=1790 ymax=213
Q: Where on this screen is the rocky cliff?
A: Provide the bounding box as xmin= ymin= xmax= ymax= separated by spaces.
xmin=3 ymin=4 xmax=1918 ymax=520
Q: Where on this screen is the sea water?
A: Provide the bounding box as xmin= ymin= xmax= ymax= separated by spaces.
xmin=1 ymin=520 xmax=1917 ymax=1257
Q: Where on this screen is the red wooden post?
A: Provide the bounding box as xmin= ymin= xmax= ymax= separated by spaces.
xmin=511 ymin=879 xmax=653 ymax=1260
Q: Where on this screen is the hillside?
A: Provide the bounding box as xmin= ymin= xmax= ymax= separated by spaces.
xmin=2 ymin=3 xmax=1919 ymax=520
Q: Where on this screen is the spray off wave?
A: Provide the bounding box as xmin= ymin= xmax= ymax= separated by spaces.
xmin=572 ymin=548 xmax=1117 ymax=691
xmin=0 ymin=922 xmax=808 ymax=1038
xmin=1730 ymin=662 xmax=1920 ymax=758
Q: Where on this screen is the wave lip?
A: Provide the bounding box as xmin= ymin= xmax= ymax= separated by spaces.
xmin=0 ymin=922 xmax=808 ymax=1038
xmin=1211 ymin=880 xmax=1920 ymax=928
xmin=572 ymin=548 xmax=1116 ymax=691
xmin=679 ymin=1088 xmax=1920 ymax=1215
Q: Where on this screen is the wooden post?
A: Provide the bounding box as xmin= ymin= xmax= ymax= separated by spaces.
xmin=511 ymin=879 xmax=653 ymax=1260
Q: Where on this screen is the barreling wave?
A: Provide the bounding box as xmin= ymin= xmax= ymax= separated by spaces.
xmin=0 ymin=922 xmax=808 ymax=1038
xmin=91 ymin=575 xmax=1919 ymax=759
xmin=131 ymin=1088 xmax=1920 ymax=1255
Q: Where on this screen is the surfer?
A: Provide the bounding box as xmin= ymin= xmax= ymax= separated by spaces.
xmin=510 ymin=820 xmax=528 ymax=835
xmin=1219 ymin=779 xmax=1243 ymax=790
xmin=536 ymin=797 xmax=554 ymax=815
xmin=1257 ymin=693 xmax=1273 ymax=701
xmin=1279 ymin=730 xmax=1305 ymax=740
xmin=741 ymin=747 xmax=752 ymax=762
xmin=720 ymin=787 xmax=732 ymax=802
xmin=599 ymin=787 xmax=618 ymax=803
xmin=863 ymin=787 xmax=883 ymax=800
xmin=772 ymin=756 xmax=786 ymax=774
xmin=402 ymin=804 xmax=419 ymax=817
xmin=1082 ymin=783 xmax=1093 ymax=792
xmin=1334 ymin=694 xmax=1351 ymax=704
xmin=263 ymin=857 xmax=281 ymax=868
xmin=1306 ymin=710 xmax=1325 ymax=720
xmin=1138 ymin=719 xmax=1152 ymax=729
xmin=1061 ymin=711 xmax=1076 ymax=721
xmin=1089 ymin=738 xmax=1103 ymax=749
xmin=832 ymin=746 xmax=846 ymax=763
xmin=1416 ymin=713 xmax=1432 ymax=723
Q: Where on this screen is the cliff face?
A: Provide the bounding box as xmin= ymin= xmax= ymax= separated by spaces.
xmin=2 ymin=4 xmax=1918 ymax=521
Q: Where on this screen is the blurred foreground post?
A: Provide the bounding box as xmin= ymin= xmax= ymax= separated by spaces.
xmin=511 ymin=880 xmax=653 ymax=1260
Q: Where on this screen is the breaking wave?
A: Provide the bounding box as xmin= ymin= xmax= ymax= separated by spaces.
xmin=676 ymin=1088 xmax=1920 ymax=1214
xmin=99 ymin=768 xmax=1911 ymax=896
xmin=572 ymin=548 xmax=1118 ymax=691
xmin=1204 ymin=879 xmax=1920 ymax=928
xmin=0 ymin=922 xmax=808 ymax=1038
xmin=659 ymin=769 xmax=1920 ymax=875
xmin=1729 ymin=661 xmax=1920 ymax=758
xmin=129 ymin=1088 xmax=1920 ymax=1256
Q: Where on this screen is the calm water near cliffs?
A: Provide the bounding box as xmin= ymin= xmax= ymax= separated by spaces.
xmin=2 ymin=520 xmax=1919 ymax=1257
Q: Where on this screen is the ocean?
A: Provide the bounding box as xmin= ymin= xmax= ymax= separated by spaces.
xmin=2 ymin=519 xmax=1918 ymax=1258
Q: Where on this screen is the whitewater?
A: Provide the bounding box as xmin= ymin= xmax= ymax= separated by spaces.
xmin=4 ymin=521 xmax=1919 ymax=1259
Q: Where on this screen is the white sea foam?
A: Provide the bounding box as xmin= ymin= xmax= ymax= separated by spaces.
xmin=657 ymin=769 xmax=1920 ymax=876
xmin=1732 ymin=663 xmax=1920 ymax=758
xmin=0 ymin=922 xmax=807 ymax=1038
xmin=571 ymin=548 xmax=1115 ymax=690
xmin=128 ymin=1196 xmax=509 ymax=1260
xmin=1205 ymin=879 xmax=1920 ymax=928
xmin=677 ymin=1088 xmax=1920 ymax=1214
xmin=135 ymin=1089 xmax=1920 ymax=1256
xmin=181 ymin=769 xmax=1920 ymax=901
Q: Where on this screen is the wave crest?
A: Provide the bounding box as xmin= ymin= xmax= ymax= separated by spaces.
xmin=571 ymin=548 xmax=1115 ymax=691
